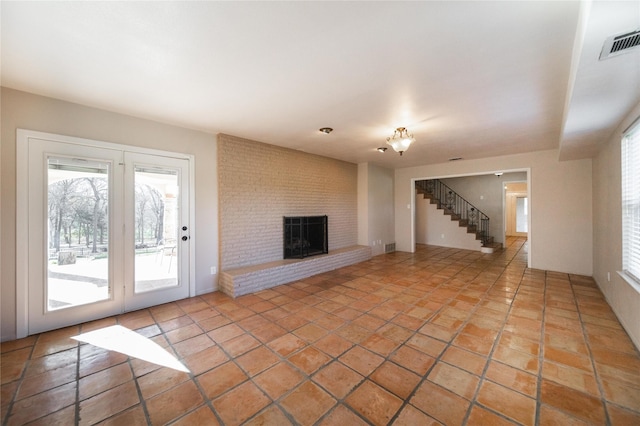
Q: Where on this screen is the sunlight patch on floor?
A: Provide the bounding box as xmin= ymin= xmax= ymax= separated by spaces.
xmin=72 ymin=325 xmax=189 ymax=372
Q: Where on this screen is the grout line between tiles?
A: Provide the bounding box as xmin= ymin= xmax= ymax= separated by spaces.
xmin=1 ymin=333 xmax=45 ymax=425
xmin=462 ymin=238 xmax=534 ymax=425
xmin=534 ymin=269 xmax=549 ymax=425
xmin=387 ymin=238 xmax=528 ymax=425
xmin=570 ymin=274 xmax=613 ymax=426
xmin=74 ymin=341 xmax=81 ymax=425
xmin=7 ymin=238 xmax=638 ymax=425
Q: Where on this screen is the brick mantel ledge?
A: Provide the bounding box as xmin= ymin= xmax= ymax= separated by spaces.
xmin=219 ymin=245 xmax=372 ymax=298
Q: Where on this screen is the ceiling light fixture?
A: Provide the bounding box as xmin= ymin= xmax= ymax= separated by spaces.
xmin=495 ymin=172 xmax=504 ymax=177
xmin=386 ymin=127 xmax=415 ymax=156
xmin=319 ymin=127 xmax=333 ymax=134
xmin=377 ymin=147 xmax=387 ymax=153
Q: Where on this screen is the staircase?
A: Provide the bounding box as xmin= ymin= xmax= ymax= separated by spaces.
xmin=416 ymin=179 xmax=501 ymax=253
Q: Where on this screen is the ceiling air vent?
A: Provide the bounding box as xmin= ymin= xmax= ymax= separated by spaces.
xmin=600 ymin=29 xmax=640 ymax=60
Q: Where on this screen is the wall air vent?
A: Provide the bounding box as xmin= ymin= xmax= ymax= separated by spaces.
xmin=384 ymin=243 xmax=396 ymax=253
xmin=600 ymin=29 xmax=640 ymax=60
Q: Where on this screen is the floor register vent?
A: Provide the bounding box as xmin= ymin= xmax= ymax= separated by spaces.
xmin=600 ymin=29 xmax=640 ymax=60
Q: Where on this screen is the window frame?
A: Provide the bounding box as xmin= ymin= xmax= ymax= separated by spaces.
xmin=621 ymin=119 xmax=640 ymax=285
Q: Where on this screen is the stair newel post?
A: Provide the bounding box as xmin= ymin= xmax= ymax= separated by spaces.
xmin=481 ymin=216 xmax=490 ymax=245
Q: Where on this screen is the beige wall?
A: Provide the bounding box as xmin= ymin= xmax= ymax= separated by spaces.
xmin=357 ymin=164 xmax=369 ymax=247
xmin=416 ymin=196 xmax=481 ymax=250
xmin=357 ymin=163 xmax=394 ymax=256
xmin=506 ymin=182 xmax=527 ymax=193
xmin=6 ymin=86 xmax=635 ymax=349
xmin=217 ymin=134 xmax=358 ymax=270
xmin=592 ymin=102 xmax=640 ymax=349
xmin=1 ymin=88 xmax=219 ymax=341
xmin=395 ymin=149 xmax=593 ymax=276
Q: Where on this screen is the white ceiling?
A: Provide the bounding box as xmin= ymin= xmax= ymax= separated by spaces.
xmin=2 ymin=1 xmax=639 ymax=169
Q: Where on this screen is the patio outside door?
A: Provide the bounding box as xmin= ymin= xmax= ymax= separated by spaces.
xmin=20 ymin=132 xmax=192 ymax=335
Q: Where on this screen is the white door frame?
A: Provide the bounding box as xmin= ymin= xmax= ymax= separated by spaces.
xmin=506 ymin=191 xmax=529 ymax=237
xmin=411 ymin=169 xmax=531 ymax=265
xmin=16 ymin=129 xmax=195 ymax=338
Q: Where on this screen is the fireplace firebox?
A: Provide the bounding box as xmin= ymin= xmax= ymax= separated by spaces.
xmin=283 ymin=216 xmax=328 ymax=259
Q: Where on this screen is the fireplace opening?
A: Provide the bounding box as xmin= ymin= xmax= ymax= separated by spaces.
xmin=283 ymin=216 xmax=328 ymax=259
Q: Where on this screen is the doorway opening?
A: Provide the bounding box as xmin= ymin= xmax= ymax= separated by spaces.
xmin=505 ymin=181 xmax=528 ymax=237
xmin=412 ymin=170 xmax=530 ymax=266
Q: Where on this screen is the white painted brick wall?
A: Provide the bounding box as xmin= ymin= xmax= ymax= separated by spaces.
xmin=218 ymin=134 xmax=358 ymax=271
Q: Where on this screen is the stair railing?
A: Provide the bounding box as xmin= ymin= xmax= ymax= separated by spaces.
xmin=416 ymin=179 xmax=491 ymax=245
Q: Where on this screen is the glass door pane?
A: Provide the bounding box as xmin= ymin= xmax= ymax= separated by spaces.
xmin=26 ymin=137 xmax=123 ymax=336
xmin=134 ymin=166 xmax=180 ymax=293
xmin=47 ymin=157 xmax=111 ymax=310
xmin=124 ymin=152 xmax=190 ymax=312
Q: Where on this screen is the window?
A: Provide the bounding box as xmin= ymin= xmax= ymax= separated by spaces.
xmin=622 ymin=120 xmax=640 ymax=283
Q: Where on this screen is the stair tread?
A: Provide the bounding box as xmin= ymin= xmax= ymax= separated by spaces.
xmin=418 ymin=178 xmax=499 ymax=253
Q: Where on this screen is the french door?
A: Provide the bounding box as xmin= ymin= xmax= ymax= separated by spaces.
xmin=123 ymin=152 xmax=191 ymax=312
xmin=18 ymin=131 xmax=192 ymax=335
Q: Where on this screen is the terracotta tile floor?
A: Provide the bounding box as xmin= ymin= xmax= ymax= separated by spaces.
xmin=2 ymin=237 xmax=640 ymax=425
